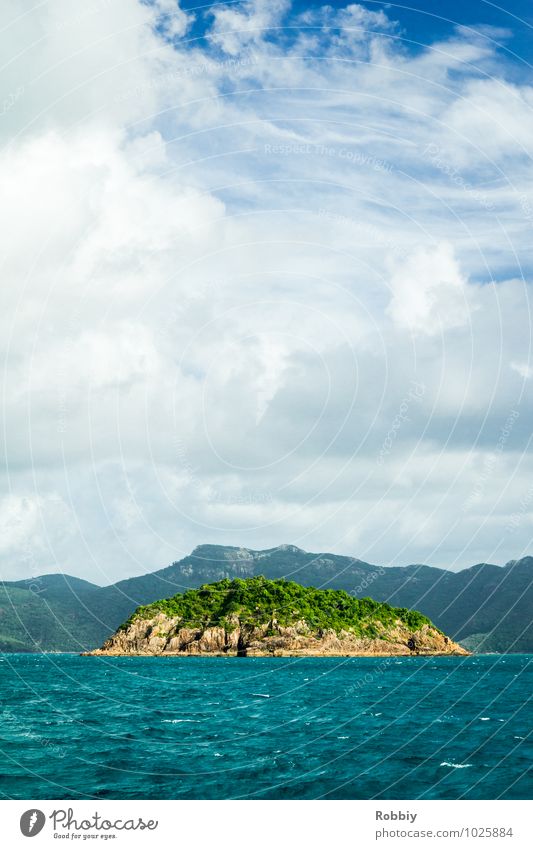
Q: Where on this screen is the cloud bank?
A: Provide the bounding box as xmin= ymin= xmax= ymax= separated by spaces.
xmin=1 ymin=0 xmax=533 ymax=580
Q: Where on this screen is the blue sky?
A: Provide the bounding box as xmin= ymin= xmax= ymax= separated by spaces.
xmin=1 ymin=0 xmax=533 ymax=581
xmin=176 ymin=0 xmax=533 ymax=66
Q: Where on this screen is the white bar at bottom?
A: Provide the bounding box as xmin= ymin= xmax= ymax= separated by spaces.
xmin=1 ymin=799 xmax=530 ymax=848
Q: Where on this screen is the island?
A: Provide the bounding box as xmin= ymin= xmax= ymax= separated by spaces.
xmin=84 ymin=576 xmax=468 ymax=657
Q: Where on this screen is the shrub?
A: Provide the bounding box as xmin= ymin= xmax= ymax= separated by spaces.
xmin=121 ymin=576 xmax=433 ymax=636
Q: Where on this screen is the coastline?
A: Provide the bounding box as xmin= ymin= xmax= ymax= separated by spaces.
xmin=83 ymin=648 xmax=469 ymax=658
xmin=78 ymin=650 xmax=468 ymax=660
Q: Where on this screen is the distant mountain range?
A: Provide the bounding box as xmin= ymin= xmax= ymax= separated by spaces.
xmin=1 ymin=544 xmax=532 ymax=653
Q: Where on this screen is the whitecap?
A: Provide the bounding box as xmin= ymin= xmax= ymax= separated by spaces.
xmin=479 ymin=717 xmax=490 ymax=721
xmin=440 ymin=762 xmax=472 ymax=769
xmin=251 ymin=693 xmax=270 ymax=698
xmin=161 ymin=719 xmax=200 ymax=724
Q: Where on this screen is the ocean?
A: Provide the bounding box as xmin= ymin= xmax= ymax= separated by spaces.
xmin=0 ymin=653 xmax=531 ymax=800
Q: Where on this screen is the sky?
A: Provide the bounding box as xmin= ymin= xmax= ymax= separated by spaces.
xmin=1 ymin=0 xmax=533 ymax=582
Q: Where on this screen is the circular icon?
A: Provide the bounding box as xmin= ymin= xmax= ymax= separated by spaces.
xmin=20 ymin=810 xmax=46 ymax=837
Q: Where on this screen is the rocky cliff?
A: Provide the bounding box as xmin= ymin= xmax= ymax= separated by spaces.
xmin=85 ymin=577 xmax=468 ymax=657
xmin=87 ymin=611 xmax=467 ymax=656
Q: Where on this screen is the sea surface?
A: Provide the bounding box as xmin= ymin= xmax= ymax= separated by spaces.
xmin=0 ymin=653 xmax=531 ymax=800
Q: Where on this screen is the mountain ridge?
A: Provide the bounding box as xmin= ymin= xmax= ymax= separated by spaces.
xmin=1 ymin=545 xmax=531 ymax=653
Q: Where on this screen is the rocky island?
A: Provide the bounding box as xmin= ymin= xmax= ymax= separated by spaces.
xmin=85 ymin=577 xmax=468 ymax=657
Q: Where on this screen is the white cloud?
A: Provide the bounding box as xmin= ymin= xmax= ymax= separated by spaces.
xmin=386 ymin=243 xmax=471 ymax=335
xmin=444 ymin=78 xmax=533 ymax=165
xmin=0 ymin=0 xmax=174 ymax=137
xmin=1 ymin=0 xmax=533 ymax=579
xmin=151 ymin=0 xmax=194 ymax=38
xmin=0 ymin=494 xmax=72 ymax=559
xmin=510 ymin=361 xmax=533 ymax=379
xmin=297 ymin=2 xmax=395 ymax=31
xmin=208 ymin=0 xmax=290 ymax=56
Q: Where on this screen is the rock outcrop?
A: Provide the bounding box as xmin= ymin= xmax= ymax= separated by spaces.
xmin=86 ymin=579 xmax=468 ymax=658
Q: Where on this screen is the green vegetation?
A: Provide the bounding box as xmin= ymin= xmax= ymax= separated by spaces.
xmin=0 ymin=582 xmax=109 ymax=653
xmin=122 ymin=576 xmax=433 ymax=635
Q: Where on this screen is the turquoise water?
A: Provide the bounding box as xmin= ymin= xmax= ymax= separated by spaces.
xmin=0 ymin=653 xmax=531 ymax=800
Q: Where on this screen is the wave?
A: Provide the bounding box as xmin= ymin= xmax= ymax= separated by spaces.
xmin=440 ymin=762 xmax=473 ymax=769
